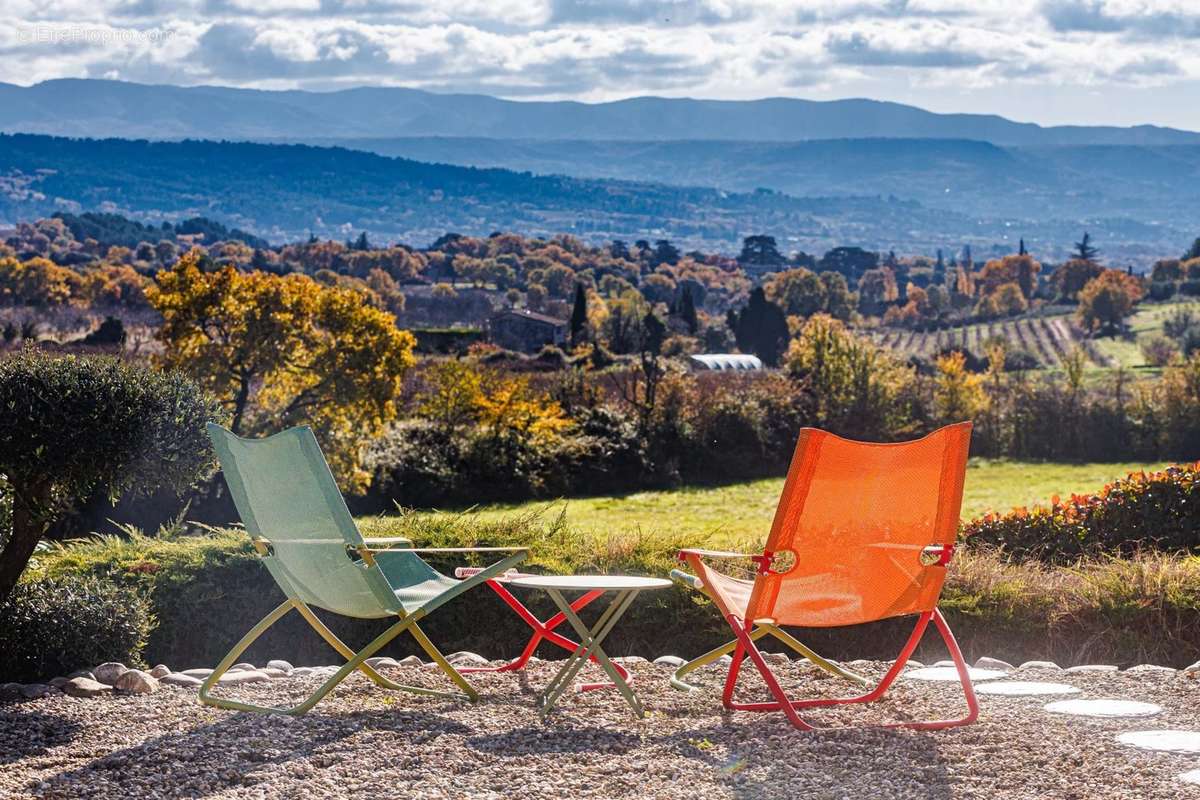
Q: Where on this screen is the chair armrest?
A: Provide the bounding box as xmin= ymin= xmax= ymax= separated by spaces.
xmin=669 ymin=568 xmax=704 ymax=590
xmin=366 ymin=546 xmax=530 ymax=554
xmin=418 ymin=549 xmax=530 ymax=617
xmin=360 ymin=536 xmax=414 ymax=547
xmin=676 ymin=548 xmax=757 ymax=561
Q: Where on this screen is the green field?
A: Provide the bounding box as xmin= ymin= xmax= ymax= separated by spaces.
xmin=407 ymin=459 xmax=1165 ymax=546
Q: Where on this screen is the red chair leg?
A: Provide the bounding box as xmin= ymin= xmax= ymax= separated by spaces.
xmin=720 ymin=608 xmax=978 ymax=730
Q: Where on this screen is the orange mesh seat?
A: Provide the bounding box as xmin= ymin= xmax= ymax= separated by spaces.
xmin=677 ymin=422 xmax=978 ymax=731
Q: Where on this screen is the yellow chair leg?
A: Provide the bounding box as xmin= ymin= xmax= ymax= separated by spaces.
xmin=670 ymin=624 xmax=868 ymax=691
xmin=199 ymin=602 xmax=471 ymax=715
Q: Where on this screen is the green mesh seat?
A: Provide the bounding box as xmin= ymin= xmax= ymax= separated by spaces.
xmin=200 ymin=424 xmax=528 ymax=715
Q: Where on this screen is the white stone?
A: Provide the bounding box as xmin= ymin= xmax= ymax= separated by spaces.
xmin=93 ymin=662 xmax=128 ymax=685
xmin=974 ymin=681 xmax=1081 ymax=697
xmin=1125 ymin=664 xmax=1176 ymax=675
xmin=67 ymin=670 xmax=96 ymax=681
xmin=1019 ymin=661 xmax=1062 ymax=671
xmin=653 ymin=655 xmax=686 ymax=667
xmin=62 ymin=677 xmax=111 ymax=698
xmin=1117 ymin=730 xmax=1200 ymax=754
xmin=217 ymin=670 xmax=271 ymax=685
xmin=904 ymin=666 xmax=1006 ymax=682
xmin=447 ymin=652 xmax=488 ymax=666
xmin=613 ymin=656 xmax=648 ymax=664
xmin=149 ymin=664 xmax=171 ymax=679
xmin=290 ymin=667 xmax=315 ymax=677
xmin=229 ymin=662 xmax=256 ymax=673
xmin=160 ymin=673 xmax=203 ymax=688
xmin=115 ymin=670 xmax=158 ymax=695
xmin=365 ymin=657 xmax=401 ymax=670
xmin=1179 ymin=769 xmax=1200 ymax=785
xmin=930 ymin=660 xmax=956 ymax=668
xmin=181 ymin=669 xmax=213 ymax=679
xmin=397 ymin=655 xmax=424 ymax=667
xmin=1065 ymin=664 xmax=1119 ymax=673
xmin=266 ymin=659 xmax=294 ymax=673
xmin=259 ymin=667 xmax=290 ymax=679
xmin=714 ymin=655 xmax=733 ymax=668
xmin=1044 ymin=699 xmax=1162 ymax=718
xmin=975 ymin=657 xmax=1015 ymax=671
xmin=1183 ymin=660 xmax=1200 ymax=674
xmin=20 ymin=683 xmax=54 ymax=699
xmin=905 ymin=660 xmax=924 ymax=668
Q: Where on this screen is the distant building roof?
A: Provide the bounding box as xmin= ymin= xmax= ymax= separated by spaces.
xmin=689 ymin=353 xmax=765 ymax=371
xmin=491 ymin=308 xmax=568 ymax=327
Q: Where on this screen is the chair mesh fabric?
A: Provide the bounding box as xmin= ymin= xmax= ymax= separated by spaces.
xmin=745 ymin=422 xmax=971 ymax=628
xmin=208 ymin=424 xmax=455 ymax=618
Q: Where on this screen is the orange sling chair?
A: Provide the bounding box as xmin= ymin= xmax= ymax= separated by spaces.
xmin=675 ymin=422 xmax=978 ymax=731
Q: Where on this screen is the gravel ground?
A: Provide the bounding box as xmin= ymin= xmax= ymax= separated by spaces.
xmin=2 ymin=660 xmax=1198 ymax=799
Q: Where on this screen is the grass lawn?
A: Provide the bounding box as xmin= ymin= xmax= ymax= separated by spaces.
xmin=406 ymin=458 xmax=1167 ymax=546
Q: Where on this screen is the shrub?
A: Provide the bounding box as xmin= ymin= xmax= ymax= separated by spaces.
xmin=1140 ymin=334 xmax=1180 ymax=367
xmin=0 ymin=347 xmax=221 ymax=602
xmin=962 ymin=462 xmax=1200 ymax=562
xmin=0 ymin=576 xmax=150 ymax=682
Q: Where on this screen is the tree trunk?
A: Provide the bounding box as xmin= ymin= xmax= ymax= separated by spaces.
xmin=0 ymin=483 xmax=51 ymax=604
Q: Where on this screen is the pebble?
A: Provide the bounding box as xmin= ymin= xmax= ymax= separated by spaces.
xmin=181 ymin=669 xmax=213 ymax=678
xmin=613 ymin=656 xmax=648 ymax=664
xmin=364 ymin=657 xmax=401 ymax=670
xmin=1065 ymin=664 xmax=1119 ymax=673
xmin=1117 ymin=730 xmax=1200 ymax=753
xmin=48 ymin=677 xmax=70 ymax=689
xmin=446 ymin=652 xmax=488 ymax=665
xmin=652 ymin=655 xmax=686 ymax=667
xmin=229 ymin=662 xmax=256 ymax=672
xmin=975 ymin=657 xmax=1015 ymax=670
xmin=217 ymin=670 xmax=271 ymax=686
xmin=290 ymin=667 xmax=315 ymax=676
xmin=267 ymin=659 xmax=294 ymax=673
xmin=160 ymin=673 xmax=203 ymax=688
xmin=20 ymin=684 xmax=54 ymax=699
xmin=115 ymin=670 xmax=159 ymax=695
xmin=1184 ymin=660 xmax=1200 ymax=674
xmin=1125 ymin=664 xmax=1176 ymax=675
xmin=1019 ymin=660 xmax=1062 ymax=670
xmin=760 ymin=652 xmax=789 ymax=665
xmin=0 ymin=682 xmax=23 ymax=700
xmin=93 ymin=662 xmax=128 ymax=685
xmin=259 ymin=668 xmax=290 ymax=679
xmin=1044 ymin=699 xmax=1162 ymax=718
xmin=62 ymin=677 xmax=112 ymax=698
xmin=67 ymin=670 xmax=96 ymax=681
xmin=149 ymin=664 xmax=172 ymax=678
xmin=397 ymin=656 xmax=424 ymax=667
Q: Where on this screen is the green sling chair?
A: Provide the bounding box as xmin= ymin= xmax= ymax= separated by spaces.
xmin=200 ymin=423 xmax=529 ymax=715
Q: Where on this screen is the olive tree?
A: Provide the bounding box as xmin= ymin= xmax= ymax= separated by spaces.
xmin=0 ymin=348 xmax=221 ymax=602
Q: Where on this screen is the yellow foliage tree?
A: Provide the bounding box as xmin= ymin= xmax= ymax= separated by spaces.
xmin=933 ymin=350 xmax=988 ymax=424
xmin=149 ymin=250 xmax=416 ymax=487
xmin=418 ymin=360 xmax=574 ymax=446
xmin=1077 ymin=269 xmax=1145 ymax=335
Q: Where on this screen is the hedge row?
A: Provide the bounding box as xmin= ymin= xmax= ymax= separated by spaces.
xmin=963 ymin=461 xmax=1200 ymax=563
xmin=11 ymin=511 xmax=1200 ymax=681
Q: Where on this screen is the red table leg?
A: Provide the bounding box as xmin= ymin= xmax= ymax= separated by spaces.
xmin=459 ymin=579 xmax=631 ymax=691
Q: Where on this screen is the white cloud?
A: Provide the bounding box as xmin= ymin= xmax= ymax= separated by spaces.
xmin=1 ymin=0 xmax=1198 ymax=126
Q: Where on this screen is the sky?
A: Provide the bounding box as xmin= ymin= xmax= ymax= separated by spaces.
xmin=4 ymin=0 xmax=1200 ymax=130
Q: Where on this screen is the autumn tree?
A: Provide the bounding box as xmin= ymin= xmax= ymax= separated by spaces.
xmin=856 ymin=267 xmax=899 ymax=316
xmin=765 ymin=267 xmax=827 ymax=317
xmin=933 ymin=351 xmax=988 ymax=424
xmin=149 ymin=250 xmax=416 ymax=487
xmin=978 ymin=254 xmax=1041 ymax=299
xmin=1052 ymin=259 xmax=1105 ymax=302
xmin=1077 ymin=269 xmax=1145 ymax=336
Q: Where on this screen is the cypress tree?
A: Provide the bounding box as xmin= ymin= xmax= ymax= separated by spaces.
xmin=569 ymin=283 xmax=588 ymax=347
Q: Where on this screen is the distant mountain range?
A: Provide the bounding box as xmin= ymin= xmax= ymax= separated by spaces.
xmin=3 ymin=79 xmax=1199 ymax=146
xmin=0 ymin=133 xmax=1189 ymax=264
xmin=287 ymin=136 xmax=1200 ymax=229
